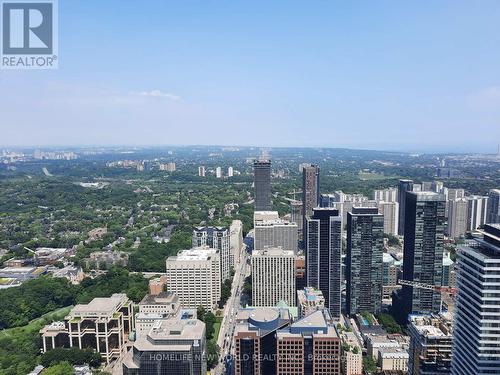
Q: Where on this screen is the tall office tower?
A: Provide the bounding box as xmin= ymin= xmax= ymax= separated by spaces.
xmin=254 ymin=159 xmax=272 ymax=211
xmin=230 ymin=220 xmax=244 ymax=267
xmin=486 ymin=189 xmax=500 ymax=224
xmin=216 ymin=166 xmax=222 ymax=178
xmin=290 ymin=200 xmax=303 ymax=232
xmin=467 ymin=195 xmax=489 ymax=231
xmin=276 ymin=310 xmax=341 ymax=375
xmin=306 ymin=208 xmax=342 ymax=317
xmin=346 ymin=207 xmax=384 ymax=315
xmin=399 ymin=192 xmax=445 ymax=319
xmin=234 ymin=306 xmax=292 ymax=375
xmin=254 ymin=218 xmax=298 ymax=252
xmin=378 ymin=201 xmax=399 ymax=235
xmin=165 ymin=248 xmax=221 ymax=311
xmin=192 ymin=226 xmax=231 ymax=281
xmin=398 ymin=179 xmax=414 ymax=235
xmin=252 ymin=247 xmax=296 ymax=307
xmin=408 ymin=314 xmax=453 ymax=375
xmin=451 ymin=224 xmax=500 ymax=375
xmin=447 ymin=198 xmax=468 ymax=238
xmin=302 ymin=164 xmax=320 ymax=231
xmin=198 ymin=165 xmax=206 ymax=177
xmin=373 ymin=188 xmax=398 ymax=203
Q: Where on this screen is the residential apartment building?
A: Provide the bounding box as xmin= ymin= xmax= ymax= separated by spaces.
xmin=378 ymin=201 xmax=399 ymax=236
xmin=254 ymin=218 xmax=298 ymax=252
xmin=396 ymin=192 xmax=445 ymax=321
xmin=306 ymin=208 xmax=342 ymax=317
xmin=252 ymin=247 xmax=295 ymax=307
xmin=165 ymin=248 xmax=221 ymax=311
xmin=466 ymin=195 xmax=488 ymax=231
xmin=192 ymin=226 xmax=230 ymax=281
xmin=346 ymin=207 xmax=384 ymax=315
xmin=451 ymin=224 xmax=500 ymax=375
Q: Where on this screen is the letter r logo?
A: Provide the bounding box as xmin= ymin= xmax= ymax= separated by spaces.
xmin=2 ymin=2 xmax=53 ymax=54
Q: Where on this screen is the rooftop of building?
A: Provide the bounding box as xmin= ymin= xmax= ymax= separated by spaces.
xmin=252 ymin=247 xmax=295 ymax=257
xmin=235 ymin=306 xmax=292 ymax=336
xmin=125 ymin=315 xmax=204 ymax=355
xmin=168 ymin=247 xmax=218 ymax=261
xmin=254 ymin=218 xmax=297 ymax=226
xmin=408 ymin=314 xmax=453 ymax=337
xmin=193 ymin=226 xmax=228 ymax=233
xmin=378 ymin=347 xmax=409 ymax=358
xmin=71 ymin=293 xmax=128 ymax=316
xmin=139 ymin=292 xmax=178 ymax=306
xmin=278 ymin=310 xmax=339 ymax=338
xmin=297 ymin=287 xmax=325 ymax=303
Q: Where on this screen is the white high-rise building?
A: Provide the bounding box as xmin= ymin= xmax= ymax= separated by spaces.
xmin=230 ymin=220 xmax=244 ymax=267
xmin=215 ymin=166 xmax=222 ymax=178
xmin=254 ymin=218 xmax=298 ymax=252
xmin=198 ymin=166 xmax=206 ymax=177
xmin=252 ymin=247 xmax=295 ymax=307
xmin=227 ymin=166 xmax=234 ymax=177
xmin=378 ymin=201 xmax=399 ymax=235
xmin=165 ymin=248 xmax=221 ymax=311
xmin=451 ymin=224 xmax=500 ymax=375
xmin=447 ymin=198 xmax=468 ymax=238
xmin=467 ymin=195 xmax=489 ymax=231
xmin=373 ymin=188 xmax=398 ymax=203
xmin=192 ymin=226 xmax=231 ymax=281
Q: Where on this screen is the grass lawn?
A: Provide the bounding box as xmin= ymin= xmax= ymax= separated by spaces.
xmin=0 ymin=306 xmax=72 ymax=374
xmin=211 ymin=316 xmax=223 ymax=343
xmin=358 ymin=172 xmax=389 ymax=180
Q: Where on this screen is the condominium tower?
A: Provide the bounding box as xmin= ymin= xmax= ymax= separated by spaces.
xmin=451 ymin=224 xmax=500 ymax=375
xmin=192 ymin=226 xmax=230 ymax=281
xmin=252 ymin=247 xmax=296 ymax=307
xmin=165 ymin=248 xmax=221 ymax=311
xmin=346 ymin=207 xmax=384 ymax=315
xmin=305 ymin=208 xmax=342 ymax=317
xmin=398 ymin=192 xmax=446 ymax=320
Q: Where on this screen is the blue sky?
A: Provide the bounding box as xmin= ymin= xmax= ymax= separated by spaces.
xmin=1 ymin=1 xmax=500 ymax=152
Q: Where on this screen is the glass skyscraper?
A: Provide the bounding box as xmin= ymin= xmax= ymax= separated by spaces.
xmin=346 ymin=207 xmax=384 ymax=315
xmin=305 ymin=208 xmax=342 ymax=317
xmin=253 ymin=159 xmax=272 ymax=211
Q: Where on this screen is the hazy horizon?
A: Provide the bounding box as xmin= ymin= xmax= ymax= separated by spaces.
xmin=1 ymin=1 xmax=500 ymax=152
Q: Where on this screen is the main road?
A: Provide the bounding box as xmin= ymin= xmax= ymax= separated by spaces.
xmin=214 ymin=246 xmax=249 ymax=375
